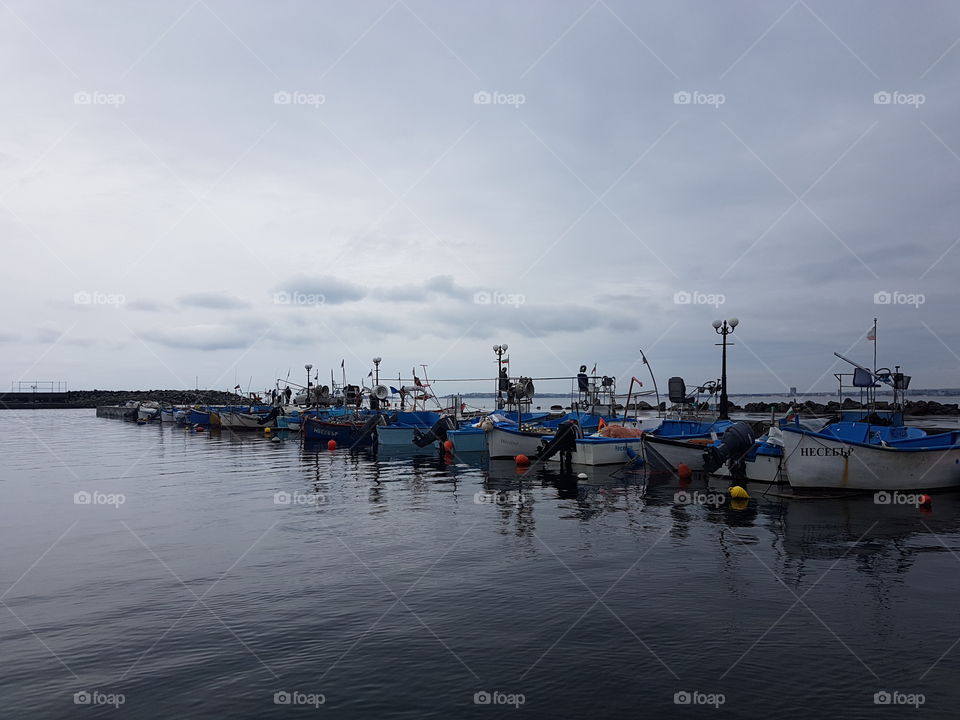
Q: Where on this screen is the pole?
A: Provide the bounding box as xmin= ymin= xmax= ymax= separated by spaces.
xmin=719 ymin=326 xmax=729 ymax=420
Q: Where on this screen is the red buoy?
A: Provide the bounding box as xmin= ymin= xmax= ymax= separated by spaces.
xmin=443 ymin=440 xmax=454 ymax=451
xmin=919 ymin=494 xmax=932 ymax=507
xmin=515 ymin=454 xmax=530 ymax=466
xmin=195 ymin=426 xmax=205 ymax=433
xmin=327 ymin=439 xmax=337 ymax=450
xmin=677 ymin=463 xmax=692 ymax=479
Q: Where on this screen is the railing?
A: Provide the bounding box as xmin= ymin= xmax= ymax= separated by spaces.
xmin=9 ymin=381 xmax=68 ymax=392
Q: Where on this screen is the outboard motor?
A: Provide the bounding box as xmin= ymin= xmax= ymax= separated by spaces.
xmin=412 ymin=416 xmax=457 ymax=448
xmin=536 ymin=420 xmax=582 ymax=462
xmin=702 ymin=422 xmax=756 ymax=477
xmin=357 ymin=413 xmax=386 ymax=442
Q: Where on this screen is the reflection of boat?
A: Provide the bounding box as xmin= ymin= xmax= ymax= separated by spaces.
xmin=543 ymin=434 xmax=645 ymax=466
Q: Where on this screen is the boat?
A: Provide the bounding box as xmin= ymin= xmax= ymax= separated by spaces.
xmin=218 ymin=409 xmax=277 ymax=430
xmin=640 ymin=377 xmax=733 ymax=471
xmin=137 ymin=401 xmax=160 ymax=422
xmin=303 ymin=414 xmax=384 ymax=447
xmin=377 ymin=411 xmax=442 ymax=448
xmin=781 ymin=421 xmax=960 ymax=490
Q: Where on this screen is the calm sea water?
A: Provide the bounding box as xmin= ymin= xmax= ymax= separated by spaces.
xmin=3 ymin=409 xmax=960 ymax=718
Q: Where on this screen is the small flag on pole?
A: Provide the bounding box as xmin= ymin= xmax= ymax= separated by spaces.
xmin=591 ymin=363 xmax=597 ymax=374
xmin=368 ymin=370 xmax=372 ymax=378
xmin=341 ymin=359 xmax=345 ymax=368
xmin=867 ymin=324 xmax=876 ymax=342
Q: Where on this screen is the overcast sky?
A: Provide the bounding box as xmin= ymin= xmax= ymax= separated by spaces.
xmin=3 ymin=1 xmax=959 ymax=396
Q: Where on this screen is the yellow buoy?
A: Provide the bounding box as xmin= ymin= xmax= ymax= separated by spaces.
xmin=729 ymin=485 xmax=750 ymax=499
xmin=264 ymin=427 xmax=272 ymax=435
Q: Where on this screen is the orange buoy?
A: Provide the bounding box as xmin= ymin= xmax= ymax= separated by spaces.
xmin=195 ymin=426 xmax=205 ymax=433
xmin=327 ymin=439 xmax=337 ymax=450
xmin=443 ymin=440 xmax=454 ymax=451
xmin=677 ymin=463 xmax=692 ymax=479
xmin=919 ymin=494 xmax=932 ymax=507
xmin=515 ymin=454 xmax=530 ymax=466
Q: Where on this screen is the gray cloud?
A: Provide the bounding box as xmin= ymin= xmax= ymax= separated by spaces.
xmin=177 ymin=293 xmax=250 ymax=310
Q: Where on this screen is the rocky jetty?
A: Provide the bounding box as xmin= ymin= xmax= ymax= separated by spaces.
xmin=739 ymin=398 xmax=960 ymax=416
xmin=0 ymin=390 xmax=248 ymax=409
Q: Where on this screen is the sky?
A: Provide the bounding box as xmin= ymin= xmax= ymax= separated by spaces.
xmin=2 ymin=0 xmax=959 ymax=397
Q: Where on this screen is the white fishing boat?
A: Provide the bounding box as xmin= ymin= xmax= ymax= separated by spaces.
xmin=543 ymin=434 xmax=644 ymax=466
xmin=218 ymin=410 xmax=275 ymax=430
xmin=781 ymin=426 xmax=960 ymax=491
xmin=137 ymin=402 xmax=160 ymax=422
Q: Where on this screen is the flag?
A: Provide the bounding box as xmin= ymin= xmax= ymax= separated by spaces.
xmin=867 ymin=324 xmax=876 ymax=342
xmin=389 ymin=386 xmax=400 ymax=394
xmin=414 ymin=376 xmax=423 ymax=387
xmin=598 ymin=417 xmax=606 ymax=429
xmin=591 ymin=363 xmax=597 ymax=374
xmin=368 ymin=370 xmax=373 ymax=378
xmin=341 ymin=359 xmax=345 ymax=368
xmin=784 ymin=406 xmax=797 ymax=422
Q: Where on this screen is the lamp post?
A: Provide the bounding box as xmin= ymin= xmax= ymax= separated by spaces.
xmin=712 ymin=318 xmax=739 ymax=420
xmin=493 ymin=344 xmax=509 ymax=410
xmin=372 ymin=357 xmax=381 ymax=386
xmin=305 ymin=364 xmax=312 ymax=398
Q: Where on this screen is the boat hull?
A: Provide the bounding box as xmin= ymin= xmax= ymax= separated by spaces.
xmin=303 ymin=418 xmax=376 ymax=447
xmin=487 ymin=426 xmax=549 ymax=459
xmin=781 ymin=429 xmax=960 ymax=490
xmin=544 ymin=436 xmax=644 ymax=466
xmin=447 ymin=427 xmax=487 ymax=453
xmin=642 ymin=435 xmax=713 ymax=471
xmin=218 ymin=411 xmax=274 ymax=430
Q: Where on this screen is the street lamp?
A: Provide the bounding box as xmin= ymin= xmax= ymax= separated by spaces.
xmin=493 ymin=344 xmax=509 ymax=410
xmin=372 ymin=357 xmax=382 ymax=386
xmin=713 ymin=318 xmax=738 ymax=420
xmin=305 ymin=364 xmax=313 ymax=396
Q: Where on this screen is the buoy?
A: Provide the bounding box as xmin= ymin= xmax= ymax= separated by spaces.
xmin=577 ymin=472 xmax=588 ymax=479
xmin=730 ymin=485 xmax=750 ymax=499
xmin=443 ymin=440 xmax=454 ymax=451
xmin=327 ymin=439 xmax=337 ymax=450
xmin=515 ymin=454 xmax=530 ymax=466
xmin=677 ymin=463 xmax=692 ymax=479
xmin=264 ymin=427 xmax=272 ymax=435
xmin=919 ymin=494 xmax=932 ymax=507
xmin=195 ymin=426 xmax=205 ymax=433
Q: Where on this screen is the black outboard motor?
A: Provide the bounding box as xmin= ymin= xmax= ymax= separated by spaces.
xmin=536 ymin=420 xmax=582 ymax=462
xmin=412 ymin=416 xmax=458 ymax=448
xmin=702 ymin=422 xmax=756 ymax=477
